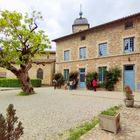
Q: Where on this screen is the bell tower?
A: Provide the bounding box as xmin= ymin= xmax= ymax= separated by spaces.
xmin=72 ymin=6 xmax=90 ymax=33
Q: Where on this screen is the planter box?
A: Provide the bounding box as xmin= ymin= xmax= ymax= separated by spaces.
xmin=99 ymin=113 xmax=120 ymax=134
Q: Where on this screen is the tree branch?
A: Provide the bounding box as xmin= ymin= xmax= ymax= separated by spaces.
xmin=0 ymin=61 xmax=19 ymax=76
xmin=30 ymin=22 xmax=38 ymax=32
xmin=25 ymin=62 xmax=32 ymax=71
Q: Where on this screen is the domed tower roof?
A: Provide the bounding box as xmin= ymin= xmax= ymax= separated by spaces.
xmin=72 ymin=9 xmax=90 ymax=33
xmin=73 ymin=17 xmax=89 ymax=25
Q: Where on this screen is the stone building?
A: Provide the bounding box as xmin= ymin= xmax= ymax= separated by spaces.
xmin=53 ymin=12 xmax=140 ymax=91
xmin=0 ymin=51 xmax=55 ymax=85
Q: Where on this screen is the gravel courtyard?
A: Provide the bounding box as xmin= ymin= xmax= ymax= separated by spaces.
xmin=0 ymin=87 xmax=123 ymax=140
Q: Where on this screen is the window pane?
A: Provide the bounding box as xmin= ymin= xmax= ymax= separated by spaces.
xmin=64 ymin=69 xmax=69 ymax=80
xmin=124 ymin=37 xmax=134 ymax=53
xmin=64 ymin=50 xmax=70 ymax=61
xmin=99 ymin=43 xmax=107 ymax=56
xmin=98 ymin=67 xmax=102 ymax=81
xmin=80 ymin=74 xmax=85 ymax=82
xmin=98 ymin=67 xmax=107 ymax=81
xmin=79 ymin=47 xmax=86 ymax=59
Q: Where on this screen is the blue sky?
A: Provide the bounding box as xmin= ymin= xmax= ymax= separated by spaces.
xmin=0 ymin=0 xmax=140 ymax=50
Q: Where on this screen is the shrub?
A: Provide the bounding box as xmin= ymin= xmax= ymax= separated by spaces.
xmin=69 ymin=71 xmax=79 ymax=89
xmin=0 ymin=104 xmax=24 ymax=140
xmin=53 ymin=73 xmax=64 ymax=88
xmin=124 ymin=85 xmax=134 ymax=100
xmin=31 ymin=79 xmax=42 ymax=87
xmin=86 ymin=72 xmax=98 ymax=90
xmin=105 ymin=67 xmax=121 ymax=91
xmin=97 ymin=82 xmax=106 ymax=88
xmin=0 ymin=78 xmax=41 ymax=87
xmin=68 ymin=117 xmax=99 ymax=140
xmin=101 ymin=106 xmax=120 ymax=116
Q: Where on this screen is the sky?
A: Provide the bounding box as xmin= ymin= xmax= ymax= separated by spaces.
xmin=0 ymin=0 xmax=140 ymax=50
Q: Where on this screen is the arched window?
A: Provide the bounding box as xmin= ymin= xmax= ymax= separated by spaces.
xmin=37 ymin=68 xmax=43 ymax=80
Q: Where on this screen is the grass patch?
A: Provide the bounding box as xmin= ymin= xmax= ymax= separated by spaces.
xmin=17 ymin=91 xmax=31 ymax=96
xmin=101 ymin=106 xmax=121 ymax=116
xmin=67 ymin=117 xmax=99 ymax=140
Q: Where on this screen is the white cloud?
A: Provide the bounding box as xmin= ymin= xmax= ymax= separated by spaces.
xmin=0 ymin=0 xmax=29 ymax=13
xmin=0 ymin=0 xmax=140 ymax=51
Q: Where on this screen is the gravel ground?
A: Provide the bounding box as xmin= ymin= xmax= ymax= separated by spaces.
xmin=0 ymin=87 xmax=123 ymax=140
xmin=80 ymin=106 xmax=140 ymax=140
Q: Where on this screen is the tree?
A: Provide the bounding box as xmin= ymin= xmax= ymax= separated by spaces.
xmin=0 ymin=10 xmax=50 ymax=94
xmin=0 ymin=104 xmax=24 ymax=140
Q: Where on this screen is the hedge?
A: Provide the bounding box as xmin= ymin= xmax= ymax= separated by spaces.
xmin=0 ymin=78 xmax=42 ymax=87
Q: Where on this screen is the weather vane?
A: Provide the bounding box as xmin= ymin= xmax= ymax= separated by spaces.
xmin=79 ymin=4 xmax=83 ymax=18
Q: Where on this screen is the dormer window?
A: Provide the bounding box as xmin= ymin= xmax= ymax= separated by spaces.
xmin=125 ymin=21 xmax=133 ymax=29
xmin=80 ymin=35 xmax=86 ymax=41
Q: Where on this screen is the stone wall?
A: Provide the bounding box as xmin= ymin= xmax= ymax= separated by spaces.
xmin=55 ymin=16 xmax=140 ymax=91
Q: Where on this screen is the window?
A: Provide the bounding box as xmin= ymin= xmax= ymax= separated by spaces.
xmin=37 ymin=68 xmax=43 ymax=80
xmin=64 ymin=50 xmax=70 ymax=61
xmin=80 ymin=35 xmax=86 ymax=41
xmin=79 ymin=47 xmax=86 ymax=59
xmin=124 ymin=37 xmax=134 ymax=53
xmin=99 ymin=43 xmax=107 ymax=56
xmin=98 ymin=67 xmax=107 ymax=82
xmin=125 ymin=21 xmax=133 ymax=29
xmin=64 ymin=69 xmax=69 ymax=80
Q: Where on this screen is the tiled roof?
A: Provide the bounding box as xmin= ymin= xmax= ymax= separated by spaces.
xmin=53 ymin=12 xmax=140 ymax=42
xmin=33 ymin=59 xmax=55 ymax=64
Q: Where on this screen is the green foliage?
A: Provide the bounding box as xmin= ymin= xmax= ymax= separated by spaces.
xmin=97 ymin=82 xmax=106 ymax=88
xmin=17 ymin=91 xmax=32 ymax=96
xmin=69 ymin=71 xmax=79 ymax=89
xmin=68 ymin=117 xmax=99 ymax=140
xmin=31 ymin=79 xmax=42 ymax=87
xmin=0 ymin=10 xmax=50 ymax=93
xmin=105 ymin=67 xmax=121 ymax=91
xmin=101 ymin=106 xmax=120 ymax=116
xmin=0 ymin=78 xmax=41 ymax=87
xmin=0 ymin=104 xmax=24 ymax=140
xmin=53 ymin=73 xmax=64 ymax=88
xmin=0 ymin=10 xmax=50 ymax=65
xmin=86 ymin=72 xmax=98 ymax=90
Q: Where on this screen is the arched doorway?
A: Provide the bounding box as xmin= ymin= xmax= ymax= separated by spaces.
xmin=37 ymin=68 xmax=43 ymax=80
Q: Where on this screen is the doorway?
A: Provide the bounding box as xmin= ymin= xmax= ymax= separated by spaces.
xmin=79 ymin=68 xmax=86 ymax=88
xmin=124 ymin=65 xmax=135 ymax=91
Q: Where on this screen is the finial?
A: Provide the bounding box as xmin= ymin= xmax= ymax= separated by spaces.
xmin=79 ymin=4 xmax=83 ymax=18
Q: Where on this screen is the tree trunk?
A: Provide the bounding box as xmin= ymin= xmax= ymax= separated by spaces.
xmin=18 ymin=69 xmax=35 ymax=94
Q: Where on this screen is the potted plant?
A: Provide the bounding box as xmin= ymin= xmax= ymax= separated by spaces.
xmin=124 ymin=85 xmax=134 ymax=107
xmin=99 ymin=106 xmax=121 ymax=134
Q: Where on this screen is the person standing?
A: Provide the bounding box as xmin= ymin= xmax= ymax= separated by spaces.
xmin=92 ymin=79 xmax=97 ymax=91
xmin=53 ymin=79 xmax=57 ymax=89
xmin=69 ymin=80 xmax=73 ymax=90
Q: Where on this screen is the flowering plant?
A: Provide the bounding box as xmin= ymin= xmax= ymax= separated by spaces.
xmin=124 ymin=85 xmax=134 ymax=100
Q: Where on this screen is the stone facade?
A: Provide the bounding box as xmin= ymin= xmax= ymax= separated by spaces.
xmin=54 ymin=13 xmax=140 ymax=91
xmin=0 ymin=51 xmax=55 ymax=85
